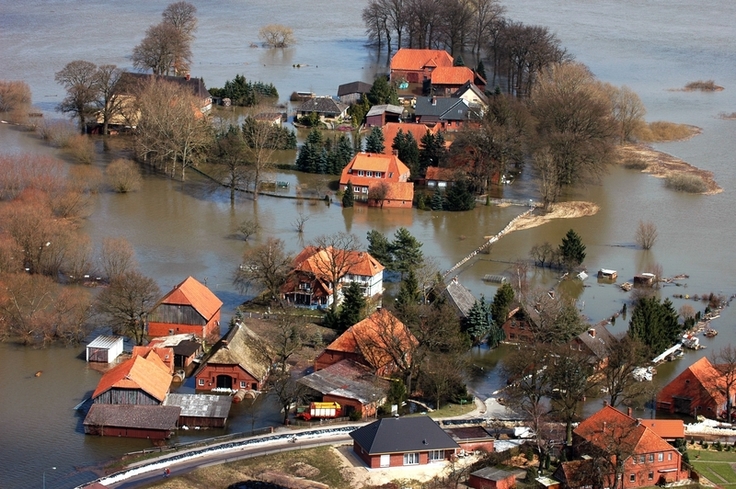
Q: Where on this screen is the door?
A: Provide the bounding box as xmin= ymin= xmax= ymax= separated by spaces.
xmin=216 ymin=375 xmax=233 ymax=389
xmin=380 ymin=454 xmax=390 ymax=468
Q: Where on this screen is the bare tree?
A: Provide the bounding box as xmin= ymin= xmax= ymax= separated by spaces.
xmin=55 ymin=60 xmax=99 ymax=133
xmin=311 ymin=232 xmax=362 ymax=312
xmin=602 ymin=334 xmax=652 ymax=408
xmin=213 ymin=127 xmax=250 ymax=204
xmin=237 ymin=219 xmax=260 ymax=241
xmin=93 ymin=64 xmax=125 ymax=137
xmin=132 ymin=22 xmax=192 ymax=76
xmin=635 ymin=220 xmax=658 ymax=250
xmin=367 ymin=180 xmax=390 ymax=208
xmin=242 ymin=115 xmax=281 ymax=201
xmin=292 ymin=212 xmax=309 ymax=233
xmin=162 ymin=1 xmax=198 ymax=40
xmin=233 ymin=237 xmax=293 ymax=303
xmin=94 ymin=270 xmax=161 ymax=345
xmin=105 ymin=159 xmax=141 ymax=193
xmin=99 ymin=237 xmax=138 ymax=281
xmin=712 ymin=345 xmax=736 ymax=423
xmin=467 ymin=0 xmax=504 ymax=58
xmin=265 ymin=314 xmax=306 ymax=371
xmin=258 ymin=25 xmax=295 ymax=48
xmin=268 ymin=370 xmax=307 ymax=424
xmin=547 ymin=345 xmax=596 ymax=446
xmin=606 ymin=84 xmax=647 ymax=143
xmin=0 ymin=80 xmax=32 ymax=124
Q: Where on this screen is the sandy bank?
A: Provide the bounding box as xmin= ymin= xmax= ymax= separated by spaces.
xmin=506 ymin=201 xmax=600 ymax=233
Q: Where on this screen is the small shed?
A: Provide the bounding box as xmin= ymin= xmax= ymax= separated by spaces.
xmin=83 ymin=404 xmax=180 ymax=439
xmin=86 ymin=335 xmax=124 ymax=363
xmin=597 ymin=269 xmax=618 ymax=280
xmin=536 ymin=476 xmax=561 ymax=489
xmin=634 ymin=272 xmax=656 ymax=286
xmin=469 ymin=467 xmax=520 ymax=489
xmin=163 ymin=393 xmax=232 ymax=428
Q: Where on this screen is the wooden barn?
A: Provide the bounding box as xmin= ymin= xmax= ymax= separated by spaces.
xmin=163 ymin=393 xmax=232 ymax=429
xmin=83 ymin=404 xmax=180 ymax=440
xmin=91 ymin=354 xmax=172 ymax=405
xmin=147 ymin=276 xmax=223 ymax=340
xmin=194 ymin=323 xmax=270 ymax=392
xmin=86 ymin=335 xmax=124 ymax=363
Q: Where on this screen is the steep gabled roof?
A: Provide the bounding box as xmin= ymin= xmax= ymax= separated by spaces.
xmin=658 ymin=357 xmax=726 ymax=413
xmin=442 ymin=278 xmax=477 ymax=319
xmin=292 ymin=246 xmax=385 ymax=280
xmin=366 ymin=104 xmax=404 ymax=118
xmin=425 ymin=166 xmax=459 ymax=182
xmin=340 ymin=153 xmax=411 ymax=188
xmin=350 ymin=416 xmax=459 ymax=454
xmin=638 ymin=419 xmax=685 ymax=439
xmin=203 ymin=323 xmax=270 ymax=382
xmin=323 ymin=309 xmax=417 ymax=373
xmin=390 ymin=49 xmax=454 ymax=73
xmin=574 ymin=324 xmax=617 ymax=362
xmin=153 ymin=276 xmax=223 ymax=322
xmin=574 ymin=405 xmax=674 ymax=456
xmin=92 ymin=354 xmax=172 ymax=402
xmin=452 ymin=81 xmax=489 ymax=106
xmin=414 ymin=97 xmax=474 ymax=121
xmin=431 ymin=66 xmax=476 ymax=86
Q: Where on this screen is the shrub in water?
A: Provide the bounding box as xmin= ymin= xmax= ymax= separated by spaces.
xmin=665 ymin=174 xmax=707 ymax=193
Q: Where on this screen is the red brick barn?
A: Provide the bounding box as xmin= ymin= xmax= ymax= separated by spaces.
xmin=195 ymin=323 xmax=270 ymax=392
xmin=147 ymin=276 xmax=223 ymax=340
xmin=83 ymin=404 xmax=180 ymax=440
xmin=656 ymin=357 xmax=728 ymax=419
xmin=389 ymin=48 xmax=454 ymax=84
xmin=350 ymin=416 xmax=459 ymax=468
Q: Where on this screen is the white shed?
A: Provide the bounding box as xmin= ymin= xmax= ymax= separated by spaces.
xmin=86 ymin=335 xmax=124 ymax=363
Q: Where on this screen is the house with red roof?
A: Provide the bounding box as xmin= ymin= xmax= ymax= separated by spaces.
xmin=656 ymin=356 xmax=728 ymax=419
xmin=282 ymin=246 xmax=385 ymax=309
xmin=147 ymin=276 xmax=223 ymax=340
xmin=390 ymin=48 xmax=454 ymax=84
xmin=340 ymin=152 xmax=414 ymax=208
xmin=315 ymin=308 xmax=417 ymax=377
xmin=555 ymin=405 xmax=688 ymax=489
xmin=430 ymin=67 xmax=486 ymax=96
xmin=91 ymin=354 xmax=172 ymax=405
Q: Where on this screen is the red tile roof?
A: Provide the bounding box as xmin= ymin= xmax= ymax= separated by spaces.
xmin=323 ymin=309 xmax=417 ymax=373
xmin=340 ymin=153 xmax=411 ymax=188
xmin=390 ymin=49 xmax=454 ymax=72
xmin=293 ymin=246 xmax=385 ymax=279
xmin=155 ymin=276 xmax=223 ymax=322
xmin=657 ymin=357 xmax=726 ymax=415
xmin=384 ymin=181 xmax=414 ymax=201
xmin=638 ymin=419 xmax=685 ymax=439
xmin=381 ymin=123 xmax=438 ymax=156
xmin=431 ymin=66 xmax=476 ymax=85
xmin=574 ymin=405 xmax=674 ymax=455
xmin=425 ymin=166 xmax=458 ymax=182
xmin=92 ymin=355 xmax=172 ymax=402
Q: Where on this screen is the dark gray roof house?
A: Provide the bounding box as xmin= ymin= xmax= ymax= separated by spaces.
xmin=350 ymin=416 xmax=459 ymax=467
xmin=570 ymin=323 xmax=617 ymax=369
xmin=414 ymin=96 xmax=480 ymax=127
xmin=337 ymin=81 xmax=372 ymax=104
xmin=441 ymin=277 xmax=477 ymax=319
xmin=296 ymin=96 xmax=349 ymax=121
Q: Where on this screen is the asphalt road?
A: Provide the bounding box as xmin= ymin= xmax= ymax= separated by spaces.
xmin=104 ymin=432 xmax=353 ymax=489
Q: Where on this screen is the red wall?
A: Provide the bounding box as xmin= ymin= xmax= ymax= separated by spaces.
xmin=148 ymin=314 xmax=220 ymax=339
xmin=352 ymin=441 xmax=452 ymax=468
xmin=84 ymin=425 xmax=172 ymax=440
xmin=195 ymin=364 xmax=262 ymax=391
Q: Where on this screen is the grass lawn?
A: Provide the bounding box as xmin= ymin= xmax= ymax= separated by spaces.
xmin=147 ymin=446 xmax=350 ymax=489
xmin=427 ymin=401 xmax=477 ymax=419
xmin=690 ymin=449 xmax=736 ymax=485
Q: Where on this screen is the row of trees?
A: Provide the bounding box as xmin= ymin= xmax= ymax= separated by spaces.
xmin=295 ymin=129 xmax=354 ymax=175
xmin=208 ymin=75 xmax=278 ymax=107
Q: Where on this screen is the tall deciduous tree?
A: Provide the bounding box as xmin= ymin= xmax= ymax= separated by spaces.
xmin=259 ymin=25 xmax=295 ymax=48
xmin=55 ymin=60 xmax=99 ymax=133
xmin=312 ymin=232 xmax=362 ymax=312
xmin=93 ymin=64 xmax=125 ymax=137
xmin=132 ymin=22 xmax=192 ymax=76
xmin=547 ymin=345 xmax=595 ymax=446
xmin=234 ymin=237 xmax=293 ymax=303
xmin=94 ymin=271 xmax=161 ymax=345
xmin=161 ymin=1 xmax=198 ymax=40
xmin=606 ymin=83 xmax=646 ymax=143
xmin=602 ymin=334 xmax=652 ymax=408
xmin=99 ymin=237 xmax=137 ymax=281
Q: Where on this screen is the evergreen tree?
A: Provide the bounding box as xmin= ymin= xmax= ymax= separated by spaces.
xmin=338 ymin=281 xmax=367 ymax=331
xmin=476 ymin=60 xmax=487 ymax=81
xmin=490 ymin=283 xmax=515 ymax=326
xmin=391 ymin=227 xmax=423 ymax=278
xmin=419 ymin=131 xmax=447 ymax=174
xmin=342 ymin=181 xmax=355 ymax=207
xmin=444 ymin=179 xmax=476 ymax=211
xmin=367 ymin=76 xmax=393 ymax=105
xmin=430 ymin=188 xmax=444 ymax=210
xmin=464 ymin=296 xmax=491 ymax=345
xmin=392 ymin=130 xmax=419 ymax=174
xmin=317 ymin=147 xmax=328 ymax=174
xmin=365 ymin=126 xmax=385 ymax=153
xmin=628 ymin=296 xmax=682 ymax=355
xmin=348 ymin=94 xmax=371 ymax=127
xmin=453 ymin=55 xmax=465 ymax=67
xmin=396 ymin=269 xmax=422 ymax=312
xmin=295 ymin=128 xmax=324 ymax=173
xmin=336 ymin=134 xmax=354 ymax=170
xmin=366 ymin=230 xmax=392 ymax=267
xmin=559 ymin=229 xmax=586 ymax=270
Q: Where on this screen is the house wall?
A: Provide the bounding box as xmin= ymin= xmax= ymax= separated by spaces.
xmin=501 ymin=317 xmax=535 ymax=343
xmin=366 ymin=114 xmax=384 ymax=127
xmin=391 ymin=69 xmax=427 ymax=84
xmin=353 ymin=442 xmax=452 ymax=468
xmin=620 ymin=450 xmax=687 ymax=488
xmin=368 ymin=197 xmax=412 ymax=209
xmin=468 ymin=474 xmax=516 ymax=489
xmin=322 ymin=394 xmax=384 ymax=419
xmin=179 ymin=415 xmax=226 ymax=429
xmin=314 ymin=350 xmax=365 ymax=371
xmin=656 ymin=370 xmax=721 ymax=418
xmin=457 ymin=439 xmax=495 ymax=453
xmin=84 ymin=425 xmax=172 ymax=440
xmin=195 ymin=364 xmax=262 ymax=391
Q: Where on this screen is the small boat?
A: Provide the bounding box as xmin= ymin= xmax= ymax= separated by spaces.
xmin=705 ymin=328 xmax=718 ymax=337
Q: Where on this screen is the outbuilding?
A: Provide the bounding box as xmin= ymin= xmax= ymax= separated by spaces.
xmin=86 ymin=335 xmax=124 ymax=363
xmin=469 ymin=468 xmax=520 ymax=489
xmin=163 ymin=393 xmax=232 ymax=428
xmin=83 ymin=404 xmax=180 ymax=439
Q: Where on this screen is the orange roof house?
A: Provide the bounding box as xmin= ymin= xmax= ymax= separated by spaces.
xmin=381 ymin=122 xmax=439 ymax=157
xmin=656 ymin=357 xmax=728 ymax=419
xmin=92 ymin=354 xmax=173 ymax=405
xmin=147 ymin=276 xmax=223 ymax=340
xmin=340 ymin=153 xmax=413 ymax=208
xmin=562 ymin=405 xmax=688 ymax=489
xmin=315 ymin=308 xmax=417 ymax=377
xmin=390 ymin=48 xmax=454 ymax=84
xmin=430 ymin=67 xmax=486 ymax=96
xmin=282 ymin=246 xmax=385 ymax=309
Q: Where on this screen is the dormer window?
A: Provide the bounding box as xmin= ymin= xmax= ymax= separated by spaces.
xmin=358 ymin=170 xmax=364 ymax=176
xmin=367 ymin=171 xmax=373 ymax=177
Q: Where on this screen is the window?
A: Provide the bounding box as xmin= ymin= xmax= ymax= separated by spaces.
xmin=198 ymin=378 xmax=204 ymax=386
xmin=633 ymin=457 xmax=637 ymax=465
xmin=240 ymin=381 xmax=246 ymax=388
xmin=640 ymin=455 xmax=645 ymax=463
xmin=358 ymin=170 xmax=364 ymax=176
xmin=389 ymin=172 xmax=393 ymax=178
xmin=428 ymin=450 xmax=444 ymax=462
xmin=367 ymin=171 xmax=373 ymax=177
xmin=658 ymin=453 xmax=664 ymax=462
xmin=649 ymin=454 xmax=654 ymax=462
xmin=362 ymin=186 xmax=368 ymax=194
xmin=668 ymin=453 xmax=672 ymax=461
xmin=403 ymin=452 xmax=419 ymax=465
xmin=648 ymin=472 xmax=654 ymax=481
xmin=252 ymin=382 xmax=258 ymax=390
xmin=630 ymin=474 xmax=636 ymax=483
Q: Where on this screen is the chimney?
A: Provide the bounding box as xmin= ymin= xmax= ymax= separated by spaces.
xmin=185 ymin=73 xmax=191 ymax=81
xmin=588 ymin=328 xmax=596 ymax=338
xmin=627 ymin=407 xmax=633 ymax=417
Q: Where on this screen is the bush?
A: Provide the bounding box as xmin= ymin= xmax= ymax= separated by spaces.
xmin=637 ymin=121 xmax=695 ymax=142
xmin=665 ymin=174 xmax=707 ymax=193
xmin=106 ymin=158 xmax=141 ymax=193
xmin=63 ymin=134 xmax=96 ymax=164
xmin=685 ymin=80 xmax=719 ymax=91
xmin=623 ymin=157 xmax=648 ymax=170
xmin=37 ymin=119 xmax=77 ymax=146
xmin=348 ymin=410 xmax=362 ymax=421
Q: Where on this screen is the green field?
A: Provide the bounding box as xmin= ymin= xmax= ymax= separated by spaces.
xmin=690 ymin=449 xmax=736 ymax=486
